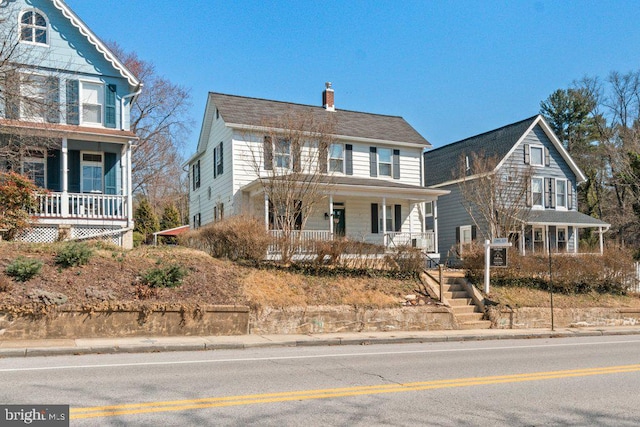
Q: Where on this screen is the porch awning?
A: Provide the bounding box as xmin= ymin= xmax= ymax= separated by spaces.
xmin=242 ymin=174 xmax=449 ymax=202
xmin=524 ymin=210 xmax=610 ymax=229
xmin=0 ymin=119 xmax=137 ymax=143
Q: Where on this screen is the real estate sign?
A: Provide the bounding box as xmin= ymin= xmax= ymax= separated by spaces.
xmin=489 ymin=247 xmax=507 ymax=267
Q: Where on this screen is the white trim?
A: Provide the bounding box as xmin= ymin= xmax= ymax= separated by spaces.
xmin=51 ymin=0 xmax=141 ymax=87
xmin=531 ymin=177 xmax=544 ymax=209
xmin=328 ymin=143 xmax=345 ymax=174
xmin=529 ymin=145 xmax=544 ymax=167
xmin=555 ymin=178 xmax=568 ymax=210
xmin=79 ymin=80 xmax=104 ymax=127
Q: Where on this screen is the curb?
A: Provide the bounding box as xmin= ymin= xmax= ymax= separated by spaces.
xmin=1 ymin=328 xmax=639 ymax=358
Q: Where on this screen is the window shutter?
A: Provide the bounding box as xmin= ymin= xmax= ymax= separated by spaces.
xmin=292 ymin=141 xmax=301 ymax=172
xmin=105 ymin=84 xmax=117 ymax=128
xmin=68 ymin=150 xmax=80 ymax=193
xmin=369 ymin=147 xmax=377 ymax=177
xmin=213 ymin=147 xmax=217 ymax=179
xmin=523 ymin=144 xmax=530 ymax=164
xmin=371 ymin=203 xmax=379 ymax=234
xmin=104 ymin=152 xmax=117 ymax=195
xmin=544 ymin=147 xmax=550 ymax=166
xmin=66 ymin=79 xmax=79 ymax=125
xmin=45 ymin=76 xmax=60 ymax=123
xmin=568 ymin=183 xmax=573 ymax=209
xmin=196 ymin=160 xmax=201 ymax=188
xmin=345 ymin=144 xmax=353 ymax=175
xmin=393 ymin=149 xmax=400 ymax=180
xmin=295 ymin=200 xmax=302 ymax=230
xmin=394 ymin=204 xmax=402 ymax=232
xmin=455 ymin=226 xmax=460 ymax=244
xmin=264 ymin=136 xmax=273 ymax=170
xmin=192 ymin=164 xmax=196 ymax=190
xmin=219 ymin=142 xmax=224 ymax=175
xmin=319 ymin=142 xmax=328 ymax=174
xmin=550 ymin=178 xmax=556 ymax=208
xmin=471 ymin=225 xmax=477 ymax=241
xmin=4 ymin=70 xmax=19 ymax=119
xmin=46 ymin=149 xmax=61 ymax=191
xmin=525 ymin=180 xmax=532 ymax=207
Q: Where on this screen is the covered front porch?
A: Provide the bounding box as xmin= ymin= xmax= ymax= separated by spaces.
xmin=514 ymin=210 xmax=611 ymax=255
xmin=241 ymin=176 xmax=448 ymax=257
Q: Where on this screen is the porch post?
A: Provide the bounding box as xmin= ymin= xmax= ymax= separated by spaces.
xmin=329 ymin=195 xmax=334 ymax=235
xmin=61 ymin=138 xmax=69 ymax=217
xmin=264 ymin=193 xmax=269 ymax=231
xmin=520 ymin=224 xmax=525 ymax=255
xmin=573 ymin=227 xmax=578 ymax=254
xmin=599 ymin=226 xmax=604 ymax=255
xmin=544 ymin=225 xmax=549 ymax=255
xmin=433 ymin=200 xmax=439 ymax=255
xmin=126 ymin=142 xmax=133 ymax=228
xmin=382 ymin=197 xmax=387 ymax=247
xmin=409 ymin=202 xmax=414 ymax=239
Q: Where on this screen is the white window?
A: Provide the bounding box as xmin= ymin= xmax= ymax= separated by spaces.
xmin=22 ymin=156 xmax=46 ymax=188
xmin=329 ymin=143 xmax=344 ymax=173
xmin=531 ymin=178 xmax=543 ymax=208
xmin=20 ymin=9 xmax=47 ymax=45
xmin=20 ymin=74 xmax=47 ymax=121
xmin=459 ymin=225 xmax=473 ymax=252
xmin=379 ymin=205 xmax=393 ymax=232
xmin=274 ymin=139 xmax=290 ymax=169
xmin=557 ymin=227 xmax=567 ymax=252
xmin=556 ymin=179 xmax=567 ymax=209
xmin=425 ymin=201 xmax=433 ymax=217
xmin=81 ymin=152 xmax=103 ymax=193
xmin=378 ymin=148 xmax=392 ymax=177
xmin=533 ymin=227 xmax=544 ymax=252
xmin=530 ymin=146 xmax=544 ymax=166
xmin=81 ymin=82 xmax=103 ymax=125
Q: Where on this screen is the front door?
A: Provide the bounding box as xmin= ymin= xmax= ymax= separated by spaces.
xmin=333 ymin=208 xmax=345 ymax=237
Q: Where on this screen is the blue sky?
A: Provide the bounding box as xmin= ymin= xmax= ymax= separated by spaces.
xmin=65 ymin=0 xmax=640 ymax=155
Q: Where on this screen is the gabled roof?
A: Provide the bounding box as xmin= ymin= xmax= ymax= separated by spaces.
xmin=51 ymin=0 xmax=140 ymax=88
xmin=525 ymin=210 xmax=610 ymax=228
xmin=424 ymin=115 xmax=538 ymax=186
xmin=424 ymin=115 xmax=586 ymax=187
xmin=202 ymin=92 xmax=430 ymax=148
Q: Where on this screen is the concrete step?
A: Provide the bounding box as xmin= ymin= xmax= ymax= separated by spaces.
xmin=448 ymin=298 xmax=473 ymax=306
xmin=455 ymin=312 xmax=486 ymax=322
xmin=442 ymin=283 xmax=466 ymax=292
xmin=442 ymin=291 xmax=470 ymax=299
xmin=458 ymin=320 xmax=492 ymax=330
xmin=450 ymin=305 xmax=480 ymax=315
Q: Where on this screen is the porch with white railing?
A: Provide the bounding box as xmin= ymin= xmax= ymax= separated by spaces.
xmin=34 ymin=192 xmax=127 ymax=220
xmin=268 ymin=230 xmax=436 ymax=255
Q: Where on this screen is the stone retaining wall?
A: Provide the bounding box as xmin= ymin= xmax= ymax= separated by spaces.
xmin=490 ymin=307 xmax=640 ymax=329
xmin=250 ymin=305 xmax=456 ymax=334
xmin=0 ymin=306 xmax=250 ymax=339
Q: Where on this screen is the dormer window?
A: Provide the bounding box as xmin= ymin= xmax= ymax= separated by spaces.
xmin=20 ymin=10 xmax=48 ymax=45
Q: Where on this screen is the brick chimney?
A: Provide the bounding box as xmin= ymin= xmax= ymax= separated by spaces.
xmin=322 ymin=82 xmax=335 ymax=112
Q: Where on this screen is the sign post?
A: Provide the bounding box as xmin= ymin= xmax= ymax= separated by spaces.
xmin=484 ymin=238 xmax=512 ymax=294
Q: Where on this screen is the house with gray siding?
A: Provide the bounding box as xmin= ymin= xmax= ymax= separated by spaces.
xmin=0 ymin=0 xmax=141 ymax=248
xmin=423 ymin=115 xmax=610 ymax=262
xmin=187 ymin=84 xmax=448 ymax=256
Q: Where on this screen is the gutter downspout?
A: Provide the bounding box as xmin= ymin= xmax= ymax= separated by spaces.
xmin=121 ymin=85 xmax=143 ymax=131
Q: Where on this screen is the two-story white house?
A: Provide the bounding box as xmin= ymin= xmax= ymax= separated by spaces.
xmin=424 ymin=115 xmax=610 ymax=261
xmin=187 ymin=84 xmax=447 ymax=256
xmin=0 ymin=0 xmax=141 ymax=248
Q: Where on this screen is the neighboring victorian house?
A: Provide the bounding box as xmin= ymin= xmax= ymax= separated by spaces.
xmin=0 ymin=0 xmax=141 ymax=248
xmin=187 ymin=84 xmax=447 ymax=256
xmin=423 ymin=115 xmax=610 ymax=261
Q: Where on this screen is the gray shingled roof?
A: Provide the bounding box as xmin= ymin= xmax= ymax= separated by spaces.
xmin=210 ymin=92 xmax=430 ymax=147
xmin=526 ymin=210 xmax=610 ymax=227
xmin=424 ymin=115 xmax=539 ymax=186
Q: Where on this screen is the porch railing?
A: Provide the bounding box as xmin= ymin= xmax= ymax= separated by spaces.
xmin=386 ymin=231 xmax=435 ymax=252
xmin=34 ymin=192 xmax=127 ymax=220
xmin=268 ymin=230 xmax=332 ymax=254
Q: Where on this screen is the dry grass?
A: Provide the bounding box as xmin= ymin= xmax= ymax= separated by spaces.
xmin=490 ymin=285 xmax=640 ymax=309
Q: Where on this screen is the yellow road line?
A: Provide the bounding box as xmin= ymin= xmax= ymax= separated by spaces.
xmin=70 ymin=363 xmax=640 ymax=419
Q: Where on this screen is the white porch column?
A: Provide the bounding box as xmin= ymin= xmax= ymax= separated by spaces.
xmin=61 ymin=138 xmax=69 ymax=217
xmin=329 ymin=195 xmax=334 ymax=235
xmin=126 ymin=142 xmax=133 ymax=228
xmin=573 ymin=227 xmax=578 ymax=254
xmin=545 ymin=225 xmax=549 ymax=255
xmin=381 ymin=197 xmax=387 ymax=247
xmin=599 ymin=226 xmax=604 ymax=255
xmin=409 ymin=202 xmax=413 ymax=238
xmin=433 ymin=200 xmax=439 ymax=254
xmin=264 ymin=193 xmax=269 ymax=231
xmin=520 ymin=224 xmax=525 ymax=255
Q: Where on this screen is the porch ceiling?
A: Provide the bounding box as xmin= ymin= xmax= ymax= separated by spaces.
xmin=524 ymin=210 xmax=611 ymax=229
xmin=242 ymin=174 xmax=449 ymax=202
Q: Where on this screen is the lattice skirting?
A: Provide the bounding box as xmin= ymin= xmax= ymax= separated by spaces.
xmin=16 ymin=225 xmax=123 ymax=246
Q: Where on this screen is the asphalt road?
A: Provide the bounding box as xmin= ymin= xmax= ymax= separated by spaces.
xmin=2 ymin=335 xmax=640 ymax=426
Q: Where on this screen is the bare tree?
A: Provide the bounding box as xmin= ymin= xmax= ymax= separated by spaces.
xmin=106 ymin=43 xmax=192 ymax=211
xmin=246 ymin=109 xmax=337 ymax=263
xmin=458 ymin=152 xmax=533 ymax=242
